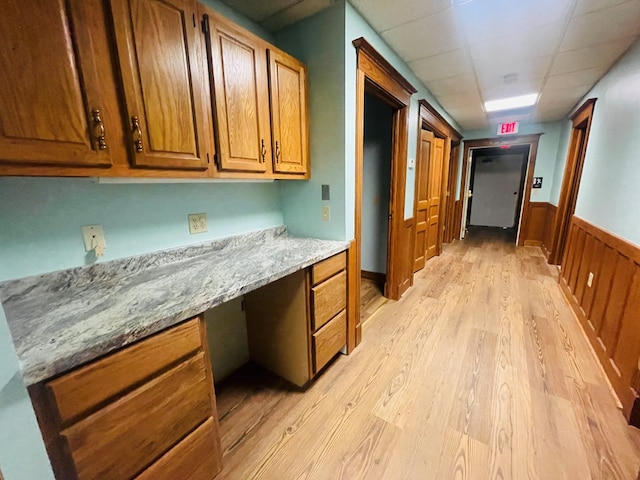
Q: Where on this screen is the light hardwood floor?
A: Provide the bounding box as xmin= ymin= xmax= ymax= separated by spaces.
xmin=360 ymin=277 xmax=389 ymax=324
xmin=215 ymin=227 xmax=640 ymax=479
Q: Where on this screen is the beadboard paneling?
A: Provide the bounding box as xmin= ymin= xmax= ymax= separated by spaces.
xmin=559 ymin=216 xmax=640 ymax=419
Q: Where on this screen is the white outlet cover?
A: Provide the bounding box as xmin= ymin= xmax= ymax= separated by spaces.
xmin=188 ymin=213 xmax=208 ymax=234
xmin=408 ymin=158 xmax=416 ymax=169
xmin=81 ymin=224 xmax=106 ymax=251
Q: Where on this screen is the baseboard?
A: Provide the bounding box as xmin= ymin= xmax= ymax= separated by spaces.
xmin=361 ymin=270 xmax=386 ymax=284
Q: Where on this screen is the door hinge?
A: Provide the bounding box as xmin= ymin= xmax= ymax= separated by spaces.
xmin=201 ymin=14 xmax=210 ymax=35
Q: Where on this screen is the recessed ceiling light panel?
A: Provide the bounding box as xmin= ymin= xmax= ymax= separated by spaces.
xmin=484 ymin=93 xmax=539 ymax=112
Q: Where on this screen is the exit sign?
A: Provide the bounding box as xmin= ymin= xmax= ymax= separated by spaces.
xmin=498 ymin=122 xmax=519 ymax=135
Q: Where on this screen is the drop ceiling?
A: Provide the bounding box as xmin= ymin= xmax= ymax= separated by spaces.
xmin=222 ymin=0 xmax=640 ymax=131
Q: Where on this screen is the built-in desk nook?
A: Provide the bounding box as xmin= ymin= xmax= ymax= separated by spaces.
xmin=0 ymin=227 xmax=352 ymax=479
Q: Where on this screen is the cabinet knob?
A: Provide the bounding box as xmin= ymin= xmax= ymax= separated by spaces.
xmin=131 ymin=116 xmax=143 ymax=153
xmin=91 ymin=109 xmax=107 ymax=150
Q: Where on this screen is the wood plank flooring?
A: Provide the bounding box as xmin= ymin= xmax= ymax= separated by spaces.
xmin=360 ymin=277 xmax=388 ymax=324
xmin=214 ymin=227 xmax=640 ymax=479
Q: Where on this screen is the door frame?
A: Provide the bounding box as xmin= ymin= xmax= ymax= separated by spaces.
xmin=351 ymin=38 xmax=416 ymax=349
xmin=412 ymin=100 xmax=462 ymax=267
xmin=549 ymin=98 xmax=596 ymax=265
xmin=457 ymin=134 xmax=542 ymax=245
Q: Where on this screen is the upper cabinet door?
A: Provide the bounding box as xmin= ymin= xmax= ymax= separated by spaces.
xmin=0 ymin=0 xmax=112 ymax=167
xmin=268 ymin=49 xmax=308 ymax=175
xmin=205 ymin=14 xmax=271 ymax=173
xmin=110 ymin=0 xmax=209 ymax=170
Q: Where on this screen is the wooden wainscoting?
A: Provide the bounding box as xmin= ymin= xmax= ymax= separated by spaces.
xmin=559 ymin=216 xmax=640 ymax=419
xmin=521 ymin=201 xmax=557 ymax=258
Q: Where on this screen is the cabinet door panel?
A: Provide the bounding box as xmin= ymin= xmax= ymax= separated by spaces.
xmin=0 ymin=0 xmax=111 ymax=167
xmin=268 ymin=49 xmax=308 ymax=174
xmin=207 ymin=15 xmax=270 ymax=172
xmin=111 ymin=0 xmax=208 ymax=170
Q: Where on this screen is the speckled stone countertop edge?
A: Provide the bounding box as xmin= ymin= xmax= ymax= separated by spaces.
xmin=0 ymin=228 xmax=349 ymax=386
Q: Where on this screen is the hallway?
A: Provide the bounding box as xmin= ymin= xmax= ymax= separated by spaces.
xmin=215 ymin=229 xmax=640 ymax=479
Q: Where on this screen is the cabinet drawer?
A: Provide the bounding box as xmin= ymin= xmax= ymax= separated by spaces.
xmin=313 ymin=310 xmax=346 ymax=373
xmin=61 ymin=353 xmax=213 ymax=480
xmin=47 ymin=318 xmax=201 ymax=425
xmin=311 ymin=270 xmax=347 ymax=330
xmin=136 ymin=417 xmax=222 ymax=480
xmin=312 ymin=252 xmax=346 ymax=285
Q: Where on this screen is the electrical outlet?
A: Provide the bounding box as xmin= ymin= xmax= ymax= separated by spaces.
xmin=587 ymin=271 xmax=594 ymax=287
xmin=81 ymin=225 xmax=106 ymax=254
xmin=322 ymin=206 xmax=330 ymax=222
xmin=188 ymin=213 xmax=208 ymax=234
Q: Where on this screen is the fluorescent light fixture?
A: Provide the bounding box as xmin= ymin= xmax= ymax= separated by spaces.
xmin=484 ymin=93 xmax=539 ymax=112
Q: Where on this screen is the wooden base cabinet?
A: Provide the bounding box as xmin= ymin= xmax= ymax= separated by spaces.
xmin=29 ymin=317 xmax=222 ymax=480
xmin=244 ymin=252 xmax=348 ymax=387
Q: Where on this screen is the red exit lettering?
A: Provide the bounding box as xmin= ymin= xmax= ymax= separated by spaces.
xmin=498 ymin=122 xmax=519 ymax=135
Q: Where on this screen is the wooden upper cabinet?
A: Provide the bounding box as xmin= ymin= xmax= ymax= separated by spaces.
xmin=0 ymin=0 xmax=112 ymax=167
xmin=268 ymin=49 xmax=308 ymax=175
xmin=110 ymin=0 xmax=209 ymax=170
xmin=203 ymin=12 xmax=271 ymax=173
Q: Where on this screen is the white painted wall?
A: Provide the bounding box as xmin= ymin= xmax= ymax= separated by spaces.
xmin=362 ymin=94 xmax=393 ymax=273
xmin=469 ymin=154 xmax=525 ymax=227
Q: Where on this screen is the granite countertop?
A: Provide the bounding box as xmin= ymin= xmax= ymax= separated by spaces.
xmin=0 ymin=227 xmax=349 ymax=386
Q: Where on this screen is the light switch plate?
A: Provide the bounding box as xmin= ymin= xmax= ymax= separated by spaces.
xmin=322 ymin=206 xmax=330 ymax=222
xmin=188 ymin=213 xmax=208 ymax=234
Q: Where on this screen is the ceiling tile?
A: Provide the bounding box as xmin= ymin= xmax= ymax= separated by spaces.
xmin=350 ymin=0 xmax=451 ymax=32
xmin=261 ymin=0 xmax=335 ymax=31
xmin=222 ymin=0 xmax=298 ymax=21
xmin=455 ymin=0 xmax=574 ymax=45
xmin=475 ymin=56 xmax=552 ymax=90
xmin=437 ymin=91 xmax=483 ymax=109
xmin=573 ymin=0 xmax=630 ymax=16
xmin=409 ymin=49 xmax=474 ymax=83
xmin=560 ymin=1 xmax=640 ymax=51
xmin=544 ymin=67 xmax=607 ymax=91
xmin=381 ymin=8 xmax=466 ymax=61
xmin=425 ymin=73 xmax=478 ymax=96
xmin=470 ymin=22 xmax=565 ymax=62
xmin=481 ymin=81 xmax=545 ymax=102
xmin=550 ymin=36 xmax=637 ymax=75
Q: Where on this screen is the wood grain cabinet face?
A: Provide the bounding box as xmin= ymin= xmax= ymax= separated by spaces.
xmin=204 ymin=13 xmax=271 ymax=173
xmin=110 ymin=0 xmax=210 ymax=170
xmin=268 ymin=49 xmax=309 ymax=175
xmin=0 ymin=0 xmax=113 ymax=167
xmin=29 ymin=317 xmax=222 ymax=480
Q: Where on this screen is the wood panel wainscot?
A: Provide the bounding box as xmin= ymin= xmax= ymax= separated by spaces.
xmin=558 ymin=216 xmax=640 ymax=422
xmin=28 ymin=317 xmax=223 ymax=480
xmin=521 ymin=201 xmax=557 ymax=259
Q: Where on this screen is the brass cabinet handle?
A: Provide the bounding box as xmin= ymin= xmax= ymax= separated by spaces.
xmin=91 ymin=109 xmax=107 ymax=150
xmin=261 ymin=138 xmax=266 ymax=162
xmin=131 ymin=115 xmax=143 ymax=153
xmin=275 ymin=141 xmax=280 ymax=163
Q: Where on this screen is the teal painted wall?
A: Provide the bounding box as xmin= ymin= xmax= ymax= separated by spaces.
xmin=0 ymin=178 xmax=283 ymax=281
xmin=201 ymin=0 xmax=274 ymax=41
xmin=275 ymin=3 xmax=347 ymax=241
xmin=362 ymin=94 xmax=393 ymax=273
xmin=463 ymin=121 xmax=564 ymax=203
xmin=345 ymin=2 xmax=462 ymax=234
xmin=571 ymin=39 xmax=640 ymax=245
xmin=0 ymin=308 xmax=54 ymax=480
xmin=549 ymin=119 xmax=572 ymax=205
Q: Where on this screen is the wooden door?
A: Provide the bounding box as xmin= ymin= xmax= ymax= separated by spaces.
xmin=110 ymin=0 xmax=209 ymax=170
xmin=0 ymin=0 xmax=112 ymax=167
xmin=413 ymin=130 xmax=433 ymax=272
xmin=268 ymin=48 xmax=308 ymax=175
xmin=205 ymin=13 xmax=271 ymax=173
xmin=426 ymin=137 xmax=445 ymax=260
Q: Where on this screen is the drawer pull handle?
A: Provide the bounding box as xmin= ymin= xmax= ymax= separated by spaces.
xmin=91 ymin=109 xmax=107 ymax=150
xmin=275 ymin=141 xmax=281 ymax=162
xmin=261 ymin=138 xmax=266 ymax=162
xmin=131 ymin=115 xmax=143 ymax=153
